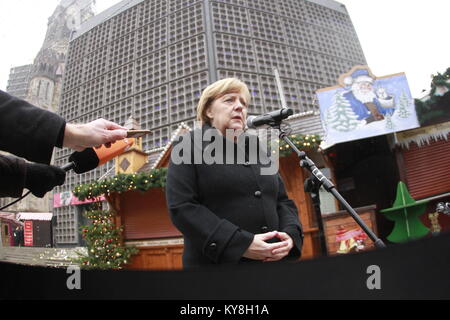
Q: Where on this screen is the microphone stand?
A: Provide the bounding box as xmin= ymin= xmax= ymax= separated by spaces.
xmin=274 ymin=122 xmax=386 ymax=250
xmin=304 ymin=175 xmax=328 ymax=256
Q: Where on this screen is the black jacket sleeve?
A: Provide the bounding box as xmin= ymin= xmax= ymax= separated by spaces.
xmin=165 ymin=137 xmax=254 ymax=264
xmin=276 ymin=174 xmax=304 ymax=259
xmin=0 ymin=90 xmax=66 ymax=164
xmin=0 ymin=154 xmax=26 ymax=198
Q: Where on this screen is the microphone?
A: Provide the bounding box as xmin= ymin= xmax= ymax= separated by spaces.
xmin=246 ymin=108 xmax=293 ymax=129
xmin=65 ymin=138 xmax=135 ymax=174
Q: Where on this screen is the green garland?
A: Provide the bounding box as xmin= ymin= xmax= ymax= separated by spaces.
xmin=74 ymin=206 xmax=139 ymax=270
xmin=273 ymin=134 xmax=322 ymax=158
xmin=428 ymin=67 xmax=450 ymax=96
xmin=73 ymin=168 xmax=168 ymax=201
xmin=414 ymin=67 xmax=450 ymax=125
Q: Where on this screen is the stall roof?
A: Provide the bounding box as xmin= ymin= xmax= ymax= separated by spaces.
xmin=16 ymin=212 xmax=53 ymax=221
xmin=0 ymin=212 xmax=16 ymax=220
xmin=0 ymin=212 xmax=23 ymax=225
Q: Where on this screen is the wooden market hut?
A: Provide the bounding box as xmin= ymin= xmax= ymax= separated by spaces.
xmin=393 ymin=126 xmax=450 ymax=234
xmin=379 ymin=73 xmax=450 ymax=237
xmin=0 ymin=213 xmax=23 ymax=247
xmin=16 ymin=212 xmax=53 ymax=247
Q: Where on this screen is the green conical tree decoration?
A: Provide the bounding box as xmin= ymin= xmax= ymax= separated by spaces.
xmin=380 ymin=181 xmax=430 ymax=243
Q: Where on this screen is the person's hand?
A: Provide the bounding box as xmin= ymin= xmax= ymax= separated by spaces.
xmin=263 ymin=232 xmax=294 ymax=262
xmin=242 ymin=231 xmax=290 ymax=261
xmin=63 ymin=118 xmax=128 ymax=152
xmin=25 ymin=162 xmax=66 ymax=198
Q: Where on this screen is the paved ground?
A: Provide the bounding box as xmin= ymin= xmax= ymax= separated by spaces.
xmin=0 ymin=246 xmax=87 ymax=268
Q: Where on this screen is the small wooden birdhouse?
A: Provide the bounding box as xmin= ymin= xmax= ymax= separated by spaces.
xmin=115 ymin=117 xmax=149 ymax=174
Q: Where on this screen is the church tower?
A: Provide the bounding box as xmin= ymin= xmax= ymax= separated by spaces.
xmin=27 ymin=0 xmax=94 ymax=113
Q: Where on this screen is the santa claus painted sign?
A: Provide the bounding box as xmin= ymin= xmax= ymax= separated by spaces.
xmin=316 ymin=66 xmax=420 ymax=148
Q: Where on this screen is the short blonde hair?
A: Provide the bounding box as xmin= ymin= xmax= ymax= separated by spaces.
xmin=196 ymin=78 xmax=251 ymax=124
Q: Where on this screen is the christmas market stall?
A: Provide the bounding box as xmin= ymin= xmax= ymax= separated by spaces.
xmin=316 ymin=66 xmax=450 ymax=248
xmin=392 ymin=68 xmax=450 ymax=236
xmin=0 ymin=213 xmax=23 ymax=247
xmin=72 ymin=122 xmax=189 ymax=270
xmin=16 ymin=212 xmax=53 ymax=247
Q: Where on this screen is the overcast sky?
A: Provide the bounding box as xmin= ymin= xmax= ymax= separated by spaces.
xmin=0 ymin=0 xmax=448 ymax=98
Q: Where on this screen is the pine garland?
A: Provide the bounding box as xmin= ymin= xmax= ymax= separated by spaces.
xmin=274 ymin=134 xmax=322 ymax=158
xmin=74 ymin=206 xmax=139 ymax=270
xmin=429 ymin=67 xmax=450 ymax=95
xmin=73 ymin=168 xmax=168 ymax=201
xmin=414 ymin=67 xmax=450 ymax=125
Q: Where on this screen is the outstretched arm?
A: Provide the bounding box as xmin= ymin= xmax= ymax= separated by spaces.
xmin=0 ymin=90 xmax=128 ymax=163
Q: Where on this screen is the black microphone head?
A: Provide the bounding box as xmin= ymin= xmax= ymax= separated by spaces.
xmin=68 ymin=148 xmax=99 ymax=174
xmin=246 ymin=115 xmax=257 ymax=129
xmin=282 ymin=108 xmax=294 ymax=117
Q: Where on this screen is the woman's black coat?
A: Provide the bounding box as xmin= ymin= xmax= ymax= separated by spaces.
xmin=165 ymin=124 xmax=304 ymax=268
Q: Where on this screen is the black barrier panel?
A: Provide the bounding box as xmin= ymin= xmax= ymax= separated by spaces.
xmin=1 ymin=231 xmax=450 ymax=300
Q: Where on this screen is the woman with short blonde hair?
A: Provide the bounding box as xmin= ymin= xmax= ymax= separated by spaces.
xmin=166 ymin=78 xmax=303 ymax=268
